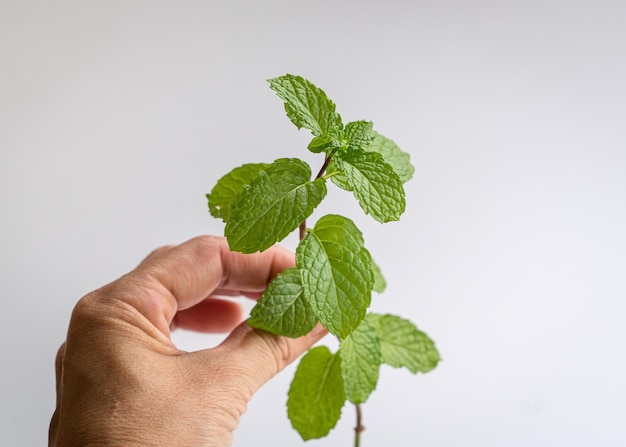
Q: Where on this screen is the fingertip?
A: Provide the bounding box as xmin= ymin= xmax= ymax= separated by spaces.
xmin=215 ymin=321 xmax=328 ymax=393
xmin=308 ymin=322 xmax=329 ymax=340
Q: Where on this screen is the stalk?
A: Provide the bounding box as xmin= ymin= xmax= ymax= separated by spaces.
xmin=354 ymin=404 xmax=364 ymax=447
xmin=299 ymin=152 xmax=335 ymax=240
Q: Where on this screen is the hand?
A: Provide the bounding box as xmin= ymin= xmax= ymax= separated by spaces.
xmin=49 ymin=236 xmax=327 ymax=447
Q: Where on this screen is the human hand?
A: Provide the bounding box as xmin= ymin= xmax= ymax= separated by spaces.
xmin=49 ymin=236 xmax=327 ymax=447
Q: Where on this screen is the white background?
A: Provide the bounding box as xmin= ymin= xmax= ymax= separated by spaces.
xmin=2 ymin=1 xmax=625 ymax=446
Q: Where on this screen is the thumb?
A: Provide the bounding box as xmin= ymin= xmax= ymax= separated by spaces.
xmin=216 ymin=321 xmax=328 ymax=392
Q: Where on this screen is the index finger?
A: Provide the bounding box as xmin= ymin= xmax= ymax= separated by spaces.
xmin=122 ymin=235 xmax=294 ymax=336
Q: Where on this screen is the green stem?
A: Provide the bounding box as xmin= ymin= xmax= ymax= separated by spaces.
xmin=355 ymin=404 xmax=364 ymax=447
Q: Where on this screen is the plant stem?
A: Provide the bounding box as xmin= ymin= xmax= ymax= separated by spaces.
xmin=299 ymin=221 xmax=307 ymax=241
xmin=354 ymin=404 xmax=364 ymax=447
xmin=300 ymin=152 xmax=335 ymax=241
xmin=315 ymin=153 xmax=333 ymax=180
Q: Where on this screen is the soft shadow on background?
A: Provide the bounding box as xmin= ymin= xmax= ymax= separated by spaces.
xmin=1 ymin=1 xmax=625 ymax=445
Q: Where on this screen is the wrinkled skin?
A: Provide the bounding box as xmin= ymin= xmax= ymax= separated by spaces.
xmin=50 ymin=236 xmax=326 ymax=447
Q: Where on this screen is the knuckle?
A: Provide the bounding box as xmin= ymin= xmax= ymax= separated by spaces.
xmin=69 ymin=292 xmax=101 ymax=322
xmin=190 ymin=235 xmax=224 ymax=253
xmin=68 ymin=286 xmax=130 ymax=329
xmin=142 ymin=245 xmax=174 ymax=262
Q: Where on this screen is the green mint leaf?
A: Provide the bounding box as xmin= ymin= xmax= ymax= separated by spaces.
xmin=367 ymin=131 xmax=415 ymax=183
xmin=296 ymin=214 xmax=373 ymax=338
xmin=225 ymin=158 xmax=326 ymax=253
xmin=206 ymin=163 xmax=269 ymax=222
xmin=367 ymin=313 xmax=440 ymax=374
xmin=326 ymin=159 xmax=353 ymax=192
xmin=371 ymin=258 xmax=387 ymax=293
xmin=339 ymin=317 xmax=381 ymax=404
xmin=268 ymin=74 xmax=343 ymax=137
xmin=287 ymin=346 xmax=345 ymax=440
xmin=248 ymin=268 xmax=317 ymax=338
xmin=308 ymin=135 xmax=334 ymax=153
xmin=334 ymin=150 xmax=406 ymax=223
xmin=344 ymin=120 xmax=374 ymax=152
xmin=308 ymin=132 xmax=344 ymax=153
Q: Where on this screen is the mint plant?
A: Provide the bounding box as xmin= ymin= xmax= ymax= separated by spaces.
xmin=207 ymin=74 xmax=440 ymax=445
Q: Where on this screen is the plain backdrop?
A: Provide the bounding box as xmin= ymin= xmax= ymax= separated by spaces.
xmin=2 ymin=0 xmax=625 ymax=446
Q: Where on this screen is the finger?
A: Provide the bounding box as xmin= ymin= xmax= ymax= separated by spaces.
xmin=210 ymin=288 xmax=264 ymax=299
xmin=216 ymin=322 xmax=328 ymax=392
xmin=138 ymin=245 xmax=175 ymax=265
xmin=171 ymin=298 xmax=243 ymax=333
xmin=121 ymin=236 xmax=294 ymax=335
xmin=54 ymin=342 xmax=66 ymax=403
xmin=49 ymin=342 xmax=66 ymax=445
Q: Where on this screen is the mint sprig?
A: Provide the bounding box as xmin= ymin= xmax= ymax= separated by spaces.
xmin=206 ymin=74 xmax=439 ymax=444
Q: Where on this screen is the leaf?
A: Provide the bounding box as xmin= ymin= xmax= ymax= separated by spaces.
xmin=334 ymin=150 xmax=406 ymax=223
xmin=371 ymin=258 xmax=387 ymax=293
xmin=327 ymin=159 xmax=353 ymax=192
xmin=287 ymin=346 xmax=345 ymax=440
xmin=344 ymin=120 xmax=374 ymax=152
xmin=268 ymin=74 xmax=343 ymax=137
xmin=225 ymin=158 xmax=327 ymax=253
xmin=367 ymin=131 xmax=415 ymax=183
xmin=339 ymin=317 xmax=381 ymax=404
xmin=248 ymin=268 xmax=317 ymax=338
xmin=206 ymin=163 xmax=269 ymax=222
xmin=307 ymin=132 xmax=343 ymax=154
xmin=367 ymin=313 xmax=440 ymax=374
xmin=296 ymin=214 xmax=373 ymax=338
